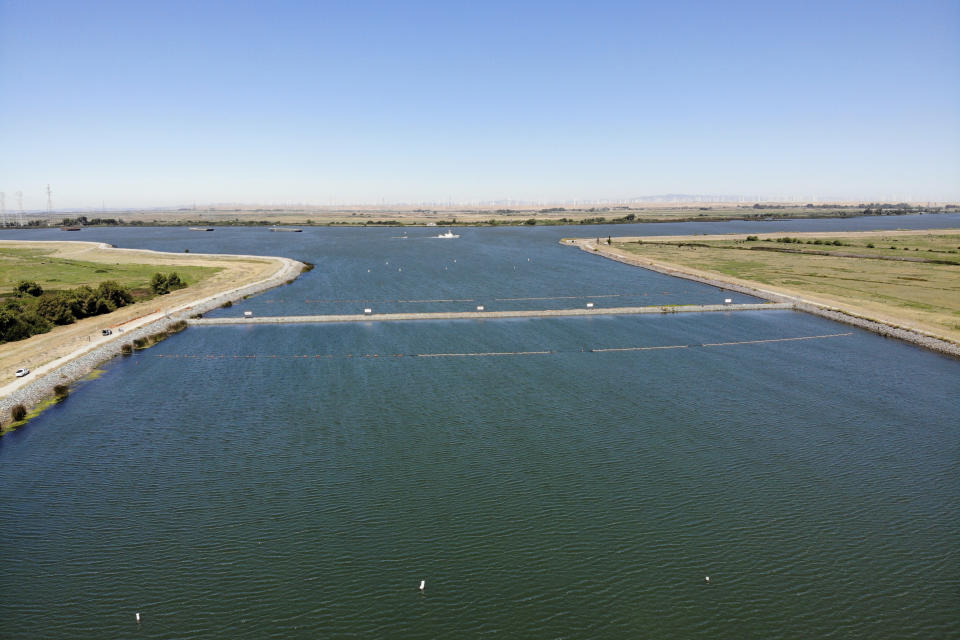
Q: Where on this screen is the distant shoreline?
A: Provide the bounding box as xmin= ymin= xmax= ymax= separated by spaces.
xmin=8 ymin=207 xmax=957 ymax=230
xmin=566 ymin=236 xmax=960 ymax=359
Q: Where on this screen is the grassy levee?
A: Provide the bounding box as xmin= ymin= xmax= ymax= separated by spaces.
xmin=0 ymin=246 xmax=219 ymax=294
xmin=605 ymin=230 xmax=960 ymax=344
xmin=0 ymin=241 xmax=294 ymax=382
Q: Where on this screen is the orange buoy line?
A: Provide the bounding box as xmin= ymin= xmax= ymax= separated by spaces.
xmin=701 ymin=332 xmax=852 ymax=347
xmin=590 ymin=345 xmax=688 ymax=352
xmin=415 ymin=350 xmax=553 ymax=358
xmin=266 ymin=292 xmax=671 ymax=305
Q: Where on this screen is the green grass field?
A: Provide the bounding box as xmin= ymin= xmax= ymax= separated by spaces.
xmin=0 ymin=247 xmax=221 ymax=295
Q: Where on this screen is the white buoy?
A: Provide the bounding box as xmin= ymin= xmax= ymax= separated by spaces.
xmin=705 ymin=576 xmax=710 ymax=584
xmin=419 ymin=579 xmax=426 ymax=591
xmin=135 ymin=612 xmax=141 ymax=623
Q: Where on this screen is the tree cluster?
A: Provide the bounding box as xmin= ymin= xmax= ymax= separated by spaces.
xmin=0 ymin=280 xmax=134 ymax=343
xmin=60 ymin=216 xmax=121 ymax=226
xmin=150 ymin=272 xmax=186 ymax=295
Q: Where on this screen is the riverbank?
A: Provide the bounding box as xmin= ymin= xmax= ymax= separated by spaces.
xmin=0 ymin=241 xmax=305 ymax=429
xmin=564 ymin=236 xmax=960 ymax=359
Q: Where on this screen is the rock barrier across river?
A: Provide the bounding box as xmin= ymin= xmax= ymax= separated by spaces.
xmin=187 ymin=303 xmax=793 ymax=326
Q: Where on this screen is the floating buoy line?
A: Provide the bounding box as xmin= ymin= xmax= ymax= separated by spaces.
xmin=152 ymin=333 xmax=853 ymax=361
xmin=263 ymin=292 xmax=670 ymax=305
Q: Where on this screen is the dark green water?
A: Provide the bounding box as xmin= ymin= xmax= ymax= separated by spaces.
xmin=1 ymin=220 xmax=958 ymax=638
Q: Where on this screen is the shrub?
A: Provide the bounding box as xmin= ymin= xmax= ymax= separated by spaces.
xmin=132 ymin=337 xmax=148 ymax=349
xmin=96 ymin=281 xmax=133 ymax=307
xmin=166 ymin=273 xmax=185 ymax=290
xmin=745 ymin=235 xmax=758 ymax=241
xmin=150 ymin=272 xmax=170 ymax=295
xmin=53 ymin=384 xmax=69 ymax=398
xmin=221 ymin=300 xmax=233 ymax=308
xmin=15 ymin=281 xmax=43 ymax=297
xmin=121 ymin=343 xmax=133 ymax=355
xmin=866 ymin=243 xmax=875 ymax=248
xmin=150 ymin=272 xmax=186 ymax=295
xmin=11 ymin=404 xmax=26 ymax=422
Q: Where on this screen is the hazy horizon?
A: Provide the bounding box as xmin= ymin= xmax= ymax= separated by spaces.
xmin=2 ymin=0 xmax=958 ymax=209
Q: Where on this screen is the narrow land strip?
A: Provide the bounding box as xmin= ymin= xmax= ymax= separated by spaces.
xmin=187 ymin=302 xmax=792 ymax=326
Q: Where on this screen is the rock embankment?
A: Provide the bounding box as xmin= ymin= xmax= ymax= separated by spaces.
xmin=1 ymin=257 xmax=304 ymax=424
xmin=188 ymin=302 xmax=791 ymax=326
xmin=567 ymin=238 xmax=960 ymax=359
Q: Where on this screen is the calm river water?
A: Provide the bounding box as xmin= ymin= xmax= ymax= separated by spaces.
xmin=1 ymin=215 xmax=958 ymax=638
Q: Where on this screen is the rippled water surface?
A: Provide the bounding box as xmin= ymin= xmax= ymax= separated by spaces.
xmin=1 ymin=218 xmax=958 ymax=638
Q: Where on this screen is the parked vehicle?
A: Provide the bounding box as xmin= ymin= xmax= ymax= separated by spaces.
xmin=101 ymin=329 xmax=113 ymax=336
xmin=15 ymin=368 xmax=30 ymax=378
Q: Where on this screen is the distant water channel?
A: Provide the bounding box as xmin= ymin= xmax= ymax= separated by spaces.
xmin=1 ymin=215 xmax=959 ymax=638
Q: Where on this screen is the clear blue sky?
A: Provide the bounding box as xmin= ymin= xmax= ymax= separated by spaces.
xmin=1 ymin=0 xmax=958 ymax=209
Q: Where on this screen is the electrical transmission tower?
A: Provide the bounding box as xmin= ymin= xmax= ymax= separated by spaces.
xmin=15 ymin=191 xmax=24 ymax=227
xmin=0 ymin=192 xmax=6 ymax=227
xmin=46 ymin=184 xmax=53 ymax=215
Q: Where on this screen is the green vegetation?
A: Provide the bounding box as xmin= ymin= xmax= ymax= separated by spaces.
xmin=53 ymin=384 xmax=69 ymax=399
xmin=613 ymin=232 xmax=960 ymax=342
xmin=1 ymin=280 xmax=135 ymax=343
xmin=132 ymin=320 xmax=188 ymax=351
xmin=150 ymin=272 xmax=186 ymax=295
xmin=0 ymin=247 xmax=219 ymax=343
xmin=0 ymin=247 xmax=219 ymax=293
xmin=60 ymin=216 xmax=121 ymax=226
